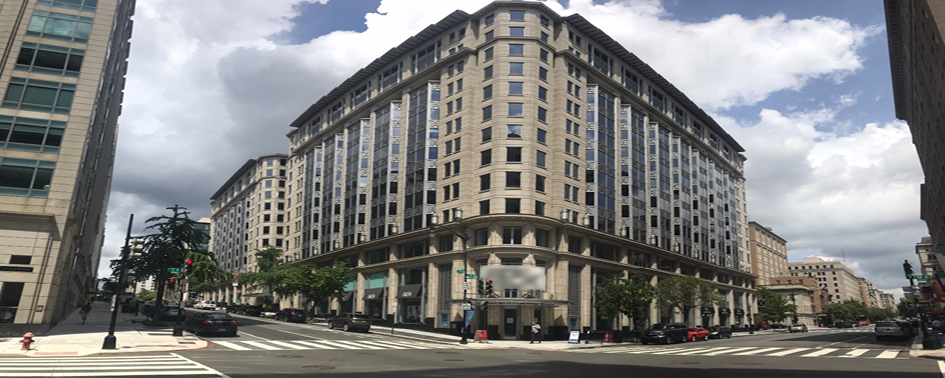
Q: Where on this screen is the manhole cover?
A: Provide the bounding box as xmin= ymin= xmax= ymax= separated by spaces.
xmin=302 ymin=365 xmax=336 ymax=370
xmin=276 ymin=355 xmax=302 ymax=358
xmin=444 ymin=359 xmax=464 ymax=362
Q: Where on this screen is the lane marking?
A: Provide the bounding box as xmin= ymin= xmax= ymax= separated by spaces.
xmin=938 ymin=360 xmax=945 ymax=378
xmin=367 ymin=340 xmax=435 ymax=349
xmin=647 ymin=348 xmax=689 ymax=355
xmin=669 ymin=348 xmax=720 ymax=355
xmin=1 ymin=370 xmax=217 ymax=377
xmin=172 ymin=353 xmax=232 ymax=378
xmin=241 ymin=341 xmax=282 ymax=350
xmin=801 ymin=348 xmax=838 ymax=357
xmin=359 ymin=341 xmax=407 ymax=349
xmin=275 ymin=328 xmax=325 ymax=340
xmin=213 ymin=341 xmax=251 ymax=350
xmin=291 ymin=340 xmax=337 ymax=349
xmin=266 ymin=340 xmax=310 ymax=350
xmin=819 ymin=335 xmax=867 ymax=348
xmin=730 ymin=348 xmax=783 ymax=356
xmin=700 ymin=347 xmax=755 ymax=355
xmin=765 ymin=348 xmax=810 ymax=356
xmin=332 ymin=340 xmax=386 ymax=350
xmin=234 ymin=331 xmax=267 ymax=341
xmin=875 ymin=349 xmax=900 ymax=359
xmin=839 ymin=349 xmax=870 ymax=358
xmin=306 ymin=340 xmax=362 ymax=349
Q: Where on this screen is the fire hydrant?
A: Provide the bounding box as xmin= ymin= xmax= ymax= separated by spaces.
xmin=20 ymin=332 xmax=34 ymax=350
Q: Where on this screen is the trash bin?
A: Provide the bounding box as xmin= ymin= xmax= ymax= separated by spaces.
xmin=922 ymin=332 xmax=943 ymax=350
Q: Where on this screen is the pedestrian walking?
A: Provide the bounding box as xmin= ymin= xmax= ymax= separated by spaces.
xmin=530 ymin=321 xmax=542 ymax=344
xmin=932 ymin=317 xmax=944 ymax=346
xmin=79 ymin=302 xmax=92 ymax=324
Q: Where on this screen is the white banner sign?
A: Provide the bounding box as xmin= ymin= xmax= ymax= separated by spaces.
xmin=480 ymin=265 xmax=546 ymax=291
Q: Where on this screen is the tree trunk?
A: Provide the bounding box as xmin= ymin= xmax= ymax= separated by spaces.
xmin=155 ymin=280 xmax=166 ymax=306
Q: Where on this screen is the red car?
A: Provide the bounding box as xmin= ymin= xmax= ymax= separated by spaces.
xmin=687 ymin=327 xmax=710 ymax=341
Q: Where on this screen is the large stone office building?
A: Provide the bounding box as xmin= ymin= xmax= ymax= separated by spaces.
xmin=279 ymin=1 xmax=754 ymax=339
xmin=747 ymin=221 xmax=788 ymax=286
xmin=0 ymin=0 xmax=135 ymax=335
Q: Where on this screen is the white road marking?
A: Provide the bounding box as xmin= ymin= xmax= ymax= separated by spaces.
xmin=235 ymin=331 xmax=268 ymax=340
xmin=875 ymin=349 xmax=900 ymax=359
xmin=938 ymin=360 xmax=945 ymax=378
xmin=765 ymin=348 xmax=810 ymax=356
xmin=700 ymin=347 xmax=755 ymax=355
xmin=839 ymin=349 xmax=870 ymax=358
xmin=801 ymin=348 xmax=838 ymax=357
xmin=291 ymin=340 xmax=337 ymax=349
xmin=266 ymin=340 xmax=311 ymax=350
xmin=241 ymin=341 xmax=282 ymax=350
xmin=213 ymin=341 xmax=251 ymax=350
xmin=276 ymin=328 xmax=325 ymax=340
xmin=332 ymin=340 xmax=386 ymax=349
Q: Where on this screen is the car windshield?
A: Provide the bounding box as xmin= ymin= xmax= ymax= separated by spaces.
xmin=876 ymin=322 xmax=899 ymax=327
xmin=650 ymin=324 xmax=669 ymax=330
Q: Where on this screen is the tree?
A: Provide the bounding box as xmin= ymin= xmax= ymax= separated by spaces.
xmin=755 ymin=287 xmax=798 ymax=324
xmin=898 ymin=298 xmax=934 ymax=318
xmin=130 ymin=205 xmax=210 ymax=305
xmin=655 ymin=276 xmax=725 ymax=325
xmin=296 ymin=263 xmax=352 ymax=314
xmin=185 ymin=251 xmax=232 ymax=295
xmin=594 ymin=274 xmax=655 ymax=330
xmin=823 ymin=303 xmax=854 ymax=322
xmin=237 ymin=247 xmax=292 ymax=303
xmin=136 ymin=289 xmax=156 ymax=302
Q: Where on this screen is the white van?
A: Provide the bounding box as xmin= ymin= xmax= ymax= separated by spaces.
xmin=195 ymin=300 xmax=216 ymax=310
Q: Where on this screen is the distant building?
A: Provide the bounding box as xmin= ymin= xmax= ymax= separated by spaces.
xmin=788 ymin=257 xmax=863 ymax=304
xmin=765 ymin=276 xmax=819 ymax=327
xmin=879 ymin=292 xmax=896 ymax=312
xmin=748 ymin=221 xmax=788 ymax=286
xmin=209 ymin=154 xmax=288 ymax=305
xmin=857 ymin=278 xmax=881 ymax=308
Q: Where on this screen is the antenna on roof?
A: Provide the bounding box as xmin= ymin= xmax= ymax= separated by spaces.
xmin=842 ymin=250 xmax=846 ymax=264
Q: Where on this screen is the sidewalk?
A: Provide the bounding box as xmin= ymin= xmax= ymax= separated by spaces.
xmin=910 ymin=334 xmax=945 ymax=360
xmin=0 ymin=301 xmax=207 ymax=357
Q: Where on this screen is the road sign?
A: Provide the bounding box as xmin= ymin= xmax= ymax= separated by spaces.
xmin=166 ymin=268 xmax=182 ymax=273
xmin=906 ymin=302 xmax=932 ymax=309
xmin=466 ymin=273 xmax=476 ymax=278
xmin=908 ymin=274 xmax=933 ymax=280
xmin=463 ymin=281 xmax=471 ymax=290
xmin=461 ymin=303 xmax=472 ymax=310
xmin=456 ymin=269 xmax=465 ymax=274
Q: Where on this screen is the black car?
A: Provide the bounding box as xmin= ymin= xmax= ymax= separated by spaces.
xmin=708 ymin=325 xmax=732 ymax=339
xmin=641 ymin=323 xmax=689 ymax=345
xmin=186 ymin=313 xmax=238 ymax=336
xmin=275 ymin=308 xmax=307 ymax=323
xmin=836 ymin=322 xmax=854 ymax=328
xmin=328 ymin=313 xmax=372 ymax=332
xmin=239 ymin=305 xmax=262 ymax=316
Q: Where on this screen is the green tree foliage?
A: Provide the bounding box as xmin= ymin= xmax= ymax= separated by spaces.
xmin=136 ymin=289 xmax=156 ymax=302
xmin=755 ymin=287 xmax=798 ymax=324
xmin=823 ymin=303 xmax=854 ymax=322
xmin=656 ymin=276 xmax=725 ymax=325
xmin=898 ymin=298 xmax=934 ymax=318
xmin=186 ymin=251 xmax=232 ymax=294
xmin=236 ymin=248 xmax=353 ymax=311
xmin=131 ymin=205 xmax=210 ymax=304
xmin=296 ymin=263 xmax=353 ymax=314
xmin=594 ymin=274 xmax=655 ymax=330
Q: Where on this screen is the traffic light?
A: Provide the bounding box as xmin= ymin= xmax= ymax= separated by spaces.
xmin=793 ymin=313 xmax=799 ymax=323
xmin=484 ymin=279 xmax=493 ymax=295
xmin=922 ymin=286 xmax=934 ymax=299
xmin=477 ymin=279 xmax=484 ymax=295
xmin=904 ymin=260 xmax=914 ymax=277
xmin=168 ymin=278 xmax=176 ymax=291
xmin=185 ymin=258 xmax=194 ymax=276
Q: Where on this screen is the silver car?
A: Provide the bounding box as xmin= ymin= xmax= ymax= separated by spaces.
xmin=875 ymin=321 xmax=908 ymax=341
xmin=789 ymin=324 xmax=808 ymax=333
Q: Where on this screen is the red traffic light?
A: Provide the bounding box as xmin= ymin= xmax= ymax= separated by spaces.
xmin=169 ymin=278 xmax=175 ymax=283
xmin=185 ymin=259 xmax=193 ymax=265
xmin=486 ymin=280 xmax=492 ymax=284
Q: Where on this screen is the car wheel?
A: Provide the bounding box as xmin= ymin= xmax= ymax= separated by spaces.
xmin=726 ymin=334 xmax=731 ymax=339
xmin=328 ymin=323 xmax=334 ymax=330
xmin=704 ymin=335 xmax=709 ymax=341
xmin=229 ymin=331 xmax=238 ymax=337
xmin=343 ymin=323 xmax=350 ymax=332
xmin=642 ymin=340 xmax=649 ymax=345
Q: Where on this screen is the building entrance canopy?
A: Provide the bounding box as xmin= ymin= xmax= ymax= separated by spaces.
xmin=363 ymin=288 xmax=386 ymax=300
xmin=454 ymin=298 xmax=570 ymax=307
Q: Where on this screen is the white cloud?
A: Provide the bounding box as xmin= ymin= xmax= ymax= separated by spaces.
xmin=102 ymin=0 xmax=915 ymax=303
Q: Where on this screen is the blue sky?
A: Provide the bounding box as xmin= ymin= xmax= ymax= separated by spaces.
xmin=105 ymin=0 xmax=923 ymax=301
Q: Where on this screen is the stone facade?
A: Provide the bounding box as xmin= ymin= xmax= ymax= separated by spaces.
xmin=748 ymin=221 xmax=788 ymax=286
xmin=0 ymin=0 xmax=135 ymax=335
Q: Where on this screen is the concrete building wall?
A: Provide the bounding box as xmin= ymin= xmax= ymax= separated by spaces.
xmin=748 ymin=221 xmax=788 ymax=286
xmin=788 ymin=257 xmax=863 ymax=304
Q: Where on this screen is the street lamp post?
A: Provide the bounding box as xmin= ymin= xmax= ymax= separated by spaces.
xmin=429 ymin=210 xmax=470 ymax=345
xmin=103 ymin=214 xmax=134 ymax=350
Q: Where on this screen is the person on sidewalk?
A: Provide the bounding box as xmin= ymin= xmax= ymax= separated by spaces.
xmin=531 ymin=322 xmax=542 ymax=344
xmin=932 ymin=316 xmax=944 ymax=346
xmin=79 ymin=302 xmax=92 ymax=324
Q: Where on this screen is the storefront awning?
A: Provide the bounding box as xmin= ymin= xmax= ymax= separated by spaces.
xmin=735 ymin=309 xmax=745 ymax=316
xmin=398 ymin=285 xmax=423 ymax=299
xmin=719 ymin=308 xmax=732 ymax=315
xmin=363 ymin=287 xmax=386 ymax=300
xmin=451 ymin=298 xmax=570 ymax=307
xmin=339 ymin=291 xmax=354 ymax=302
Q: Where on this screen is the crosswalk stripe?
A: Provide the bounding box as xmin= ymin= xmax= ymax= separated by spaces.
xmin=876 ymin=349 xmax=900 ymax=359
xmin=332 ymin=340 xmax=386 ymax=350
xmin=801 ymin=348 xmax=838 ymax=357
xmin=214 ymin=341 xmax=251 ymax=350
xmin=267 ymin=340 xmax=311 ymax=350
xmin=670 ymin=348 xmax=723 ymax=355
xmin=2 ymin=370 xmax=217 ymax=377
xmin=700 ymin=347 xmax=754 ymax=355
xmin=242 ymin=341 xmax=283 ymax=350
xmin=648 ymin=348 xmax=690 ymax=355
xmin=839 ymin=349 xmax=870 ymax=358
xmin=359 ymin=341 xmax=408 ymax=349
xmin=291 ymin=340 xmax=337 ymax=349
xmin=732 ymin=347 xmax=781 ymax=355
xmin=308 ymin=340 xmax=362 ymax=349
xmin=765 ymin=348 xmax=810 ymax=356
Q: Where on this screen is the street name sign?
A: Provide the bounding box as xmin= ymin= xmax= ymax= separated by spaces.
xmin=167 ymin=268 xmax=182 ymax=273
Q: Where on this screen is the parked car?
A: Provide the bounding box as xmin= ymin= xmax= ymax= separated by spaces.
xmin=160 ymin=304 xmax=184 ymax=321
xmin=194 ymin=301 xmax=216 ymax=310
xmin=186 ymin=312 xmax=238 ymax=336
xmin=184 ymin=301 xmax=195 ymax=308
xmin=242 ymin=305 xmax=262 ymax=316
xmin=789 ymin=324 xmax=809 ymax=333
xmin=226 ymin=304 xmax=240 ymax=313
xmin=216 ymin=301 xmax=228 ymax=310
xmin=141 ymin=303 xmax=157 ymax=318
xmin=875 ymin=321 xmax=909 ymax=341
xmin=275 ymin=308 xmax=307 ymax=323
xmin=836 ymin=322 xmax=854 ymax=328
xmin=328 ymin=313 xmax=372 ymax=332
xmin=708 ymin=326 xmax=732 ymax=339
xmin=641 ymin=323 xmax=689 ymax=345
xmin=687 ymin=327 xmax=710 ymax=341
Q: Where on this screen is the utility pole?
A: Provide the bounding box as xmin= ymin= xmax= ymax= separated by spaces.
xmin=904 ymin=260 xmax=929 ymax=344
xmin=103 ymin=214 xmax=134 ymax=350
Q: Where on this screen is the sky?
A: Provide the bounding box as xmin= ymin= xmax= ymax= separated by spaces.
xmin=100 ymin=0 xmax=925 ymax=302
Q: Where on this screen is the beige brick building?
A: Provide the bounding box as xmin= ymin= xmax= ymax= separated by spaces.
xmin=788 ymin=257 xmax=863 ymax=304
xmin=748 ymin=221 xmax=787 ymax=286
xmin=765 ymin=276 xmax=819 ymax=327
xmin=209 ymin=154 xmax=289 ymax=304
xmin=0 ymin=0 xmax=134 ymax=335
xmin=277 ymin=1 xmax=755 ymax=340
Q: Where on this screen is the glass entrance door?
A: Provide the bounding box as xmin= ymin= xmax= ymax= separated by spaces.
xmin=503 ymin=309 xmax=518 ymax=338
